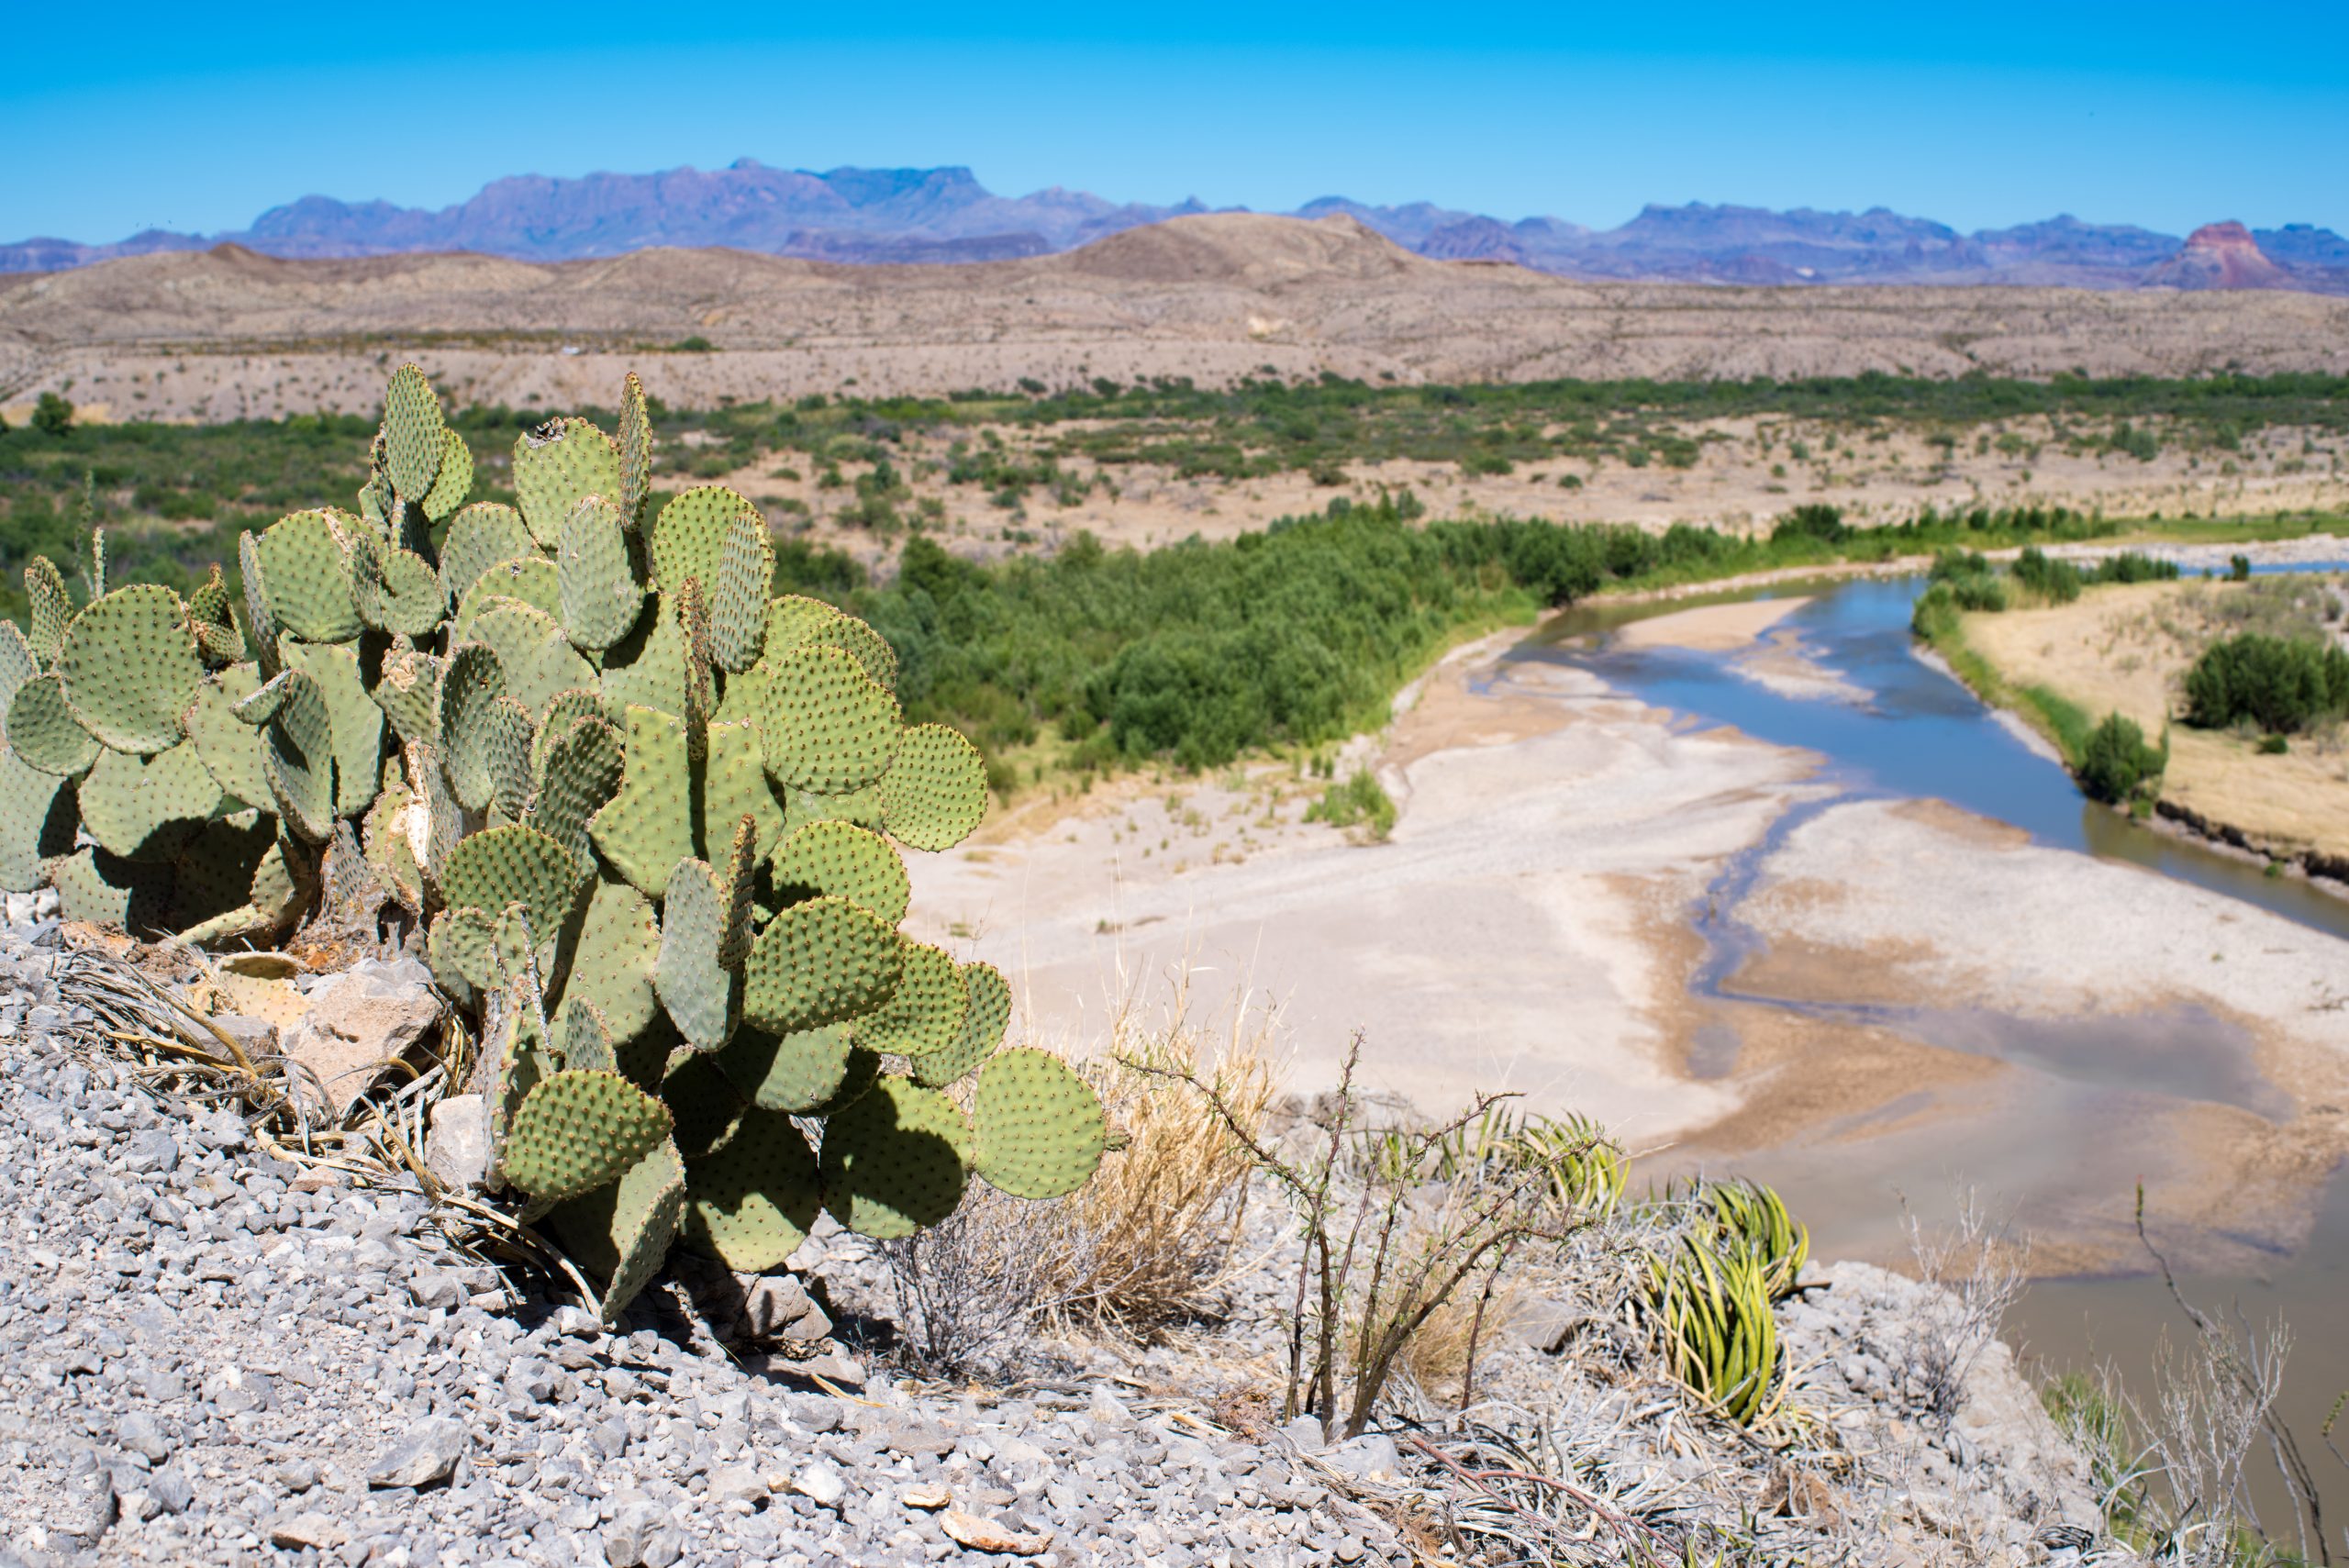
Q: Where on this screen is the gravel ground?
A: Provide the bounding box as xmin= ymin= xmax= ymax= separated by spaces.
xmin=0 ymin=906 xmax=2111 ymax=1566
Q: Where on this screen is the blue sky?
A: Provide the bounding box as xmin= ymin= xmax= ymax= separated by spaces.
xmin=10 ymin=1 xmax=2345 ymax=241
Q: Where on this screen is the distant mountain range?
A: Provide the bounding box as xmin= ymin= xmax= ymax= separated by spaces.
xmin=9 ymin=160 xmax=2346 ymax=294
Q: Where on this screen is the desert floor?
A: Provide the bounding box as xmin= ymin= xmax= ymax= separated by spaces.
xmin=902 ymin=598 xmax=2349 ymax=1277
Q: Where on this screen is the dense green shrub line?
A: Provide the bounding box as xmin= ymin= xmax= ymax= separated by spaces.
xmin=2182 ymin=632 xmax=2349 ymax=735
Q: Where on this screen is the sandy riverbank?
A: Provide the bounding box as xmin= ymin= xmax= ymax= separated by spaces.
xmin=906 ymin=597 xmax=2349 ymax=1275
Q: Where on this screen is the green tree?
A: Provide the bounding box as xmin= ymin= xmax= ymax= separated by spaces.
xmin=2078 ymin=713 xmax=2165 ymax=805
xmin=31 ymin=393 xmax=73 ymax=437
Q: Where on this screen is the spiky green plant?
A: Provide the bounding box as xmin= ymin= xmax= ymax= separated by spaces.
xmin=0 ymin=363 xmax=1109 ymax=1322
xmin=1672 ymin=1176 xmax=1809 ymax=1302
xmin=1643 ymin=1232 xmax=1783 ymax=1427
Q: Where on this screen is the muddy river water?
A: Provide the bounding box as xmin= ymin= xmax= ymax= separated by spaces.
xmin=1527 ymin=567 xmax=2349 ymax=1530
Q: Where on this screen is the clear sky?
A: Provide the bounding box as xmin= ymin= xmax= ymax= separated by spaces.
xmin=10 ymin=0 xmax=2345 ymax=242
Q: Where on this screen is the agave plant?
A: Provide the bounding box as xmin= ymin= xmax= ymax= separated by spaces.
xmin=0 ymin=364 xmax=1109 ymax=1321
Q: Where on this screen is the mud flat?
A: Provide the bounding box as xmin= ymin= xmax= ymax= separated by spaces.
xmin=907 ymin=591 xmax=2349 ymax=1277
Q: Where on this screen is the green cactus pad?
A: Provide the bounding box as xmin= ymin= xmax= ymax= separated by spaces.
xmin=437 ymin=643 xmax=510 ymax=812
xmin=0 ymin=621 xmax=31 ymax=717
xmin=708 ymin=515 xmax=773 ymax=673
xmin=52 ymin=847 xmax=175 ymax=933
xmin=473 ymin=603 xmax=596 ymax=720
xmin=255 ymin=511 xmax=364 ymax=643
xmin=237 ymin=532 xmax=282 ymax=680
xmin=661 ymin=1051 xmax=747 ymax=1159
xmin=358 ymin=475 xmax=389 ymax=533
xmin=697 ymin=718 xmax=785 ymax=863
xmin=551 ymin=1133 xmax=687 ymax=1327
xmin=440 ymin=504 xmax=538 ymax=608
xmin=561 ymin=876 xmax=662 ymax=1047
xmin=972 ymin=1048 xmax=1108 ymax=1200
xmin=351 ymin=540 xmax=445 ymax=639
xmin=809 ymin=615 xmax=899 ymax=693
xmin=420 ymin=428 xmax=474 ymax=522
xmin=486 ymin=696 xmax=538 ymax=821
xmin=819 ymin=1075 xmax=973 ymax=1240
xmin=598 ymin=593 xmax=691 ymax=719
xmin=383 ymin=364 xmax=447 ymax=502
xmin=557 ymin=999 xmax=618 ymax=1073
xmin=428 ymin=905 xmax=498 ymax=996
xmin=187 ymin=565 xmax=239 ymax=654
xmin=57 ymin=584 xmax=206 ymax=756
xmin=879 ymin=723 xmax=989 ymax=851
xmin=237 ymin=668 xmax=336 ymax=843
xmin=532 ymin=689 xmax=608 ymax=778
xmin=417 ymin=738 xmax=464 ymax=889
xmin=741 ymin=895 xmax=905 ymax=1036
xmin=717 ymin=1023 xmax=860 ymax=1114
xmin=683 ymin=1108 xmax=821 ymax=1271
xmin=556 ymin=495 xmax=643 ymax=653
xmin=788 ymin=783 xmax=885 ymax=834
xmin=503 ymin=1070 xmax=674 ymax=1202
xmin=178 ymin=666 xmax=271 ymax=807
xmin=528 ymin=714 xmax=623 ymax=879
xmin=6 ymin=673 xmax=100 ymax=776
xmin=515 ymin=418 xmax=624 ymax=547
xmin=0 ymin=744 xmax=76 ymax=893
xmin=77 ymin=740 xmax=221 ymax=862
xmin=279 ymin=639 xmax=384 ymax=818
xmin=25 ymin=557 xmax=72 ymax=667
xmin=178 ymin=826 xmax=307 ymax=948
xmin=761 ymin=595 xmax=843 ymax=661
xmin=854 ymin=939 xmax=967 ymax=1060
xmin=440 ymin=824 xmax=580 ymax=940
xmin=913 ymin=962 xmax=1012 ymax=1088
xmin=618 ymin=372 xmax=654 ymax=530
xmin=650 ymin=485 xmax=761 ymax=594
xmin=454 ymin=556 xmax=564 ymax=640
xmin=171 ymin=813 xmax=281 ymax=936
xmin=759 ymin=645 xmax=901 ymax=795
xmin=370 ymin=646 xmax=441 ymax=746
xmin=587 ymin=705 xmax=696 ymax=897
xmin=655 ymin=858 xmax=742 ymax=1053
xmin=362 ymin=781 xmax=425 ymax=912
xmin=767 ymin=820 xmax=909 ymax=925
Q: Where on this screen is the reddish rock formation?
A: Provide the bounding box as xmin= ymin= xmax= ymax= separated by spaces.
xmin=2143 ymin=221 xmax=2292 ymax=290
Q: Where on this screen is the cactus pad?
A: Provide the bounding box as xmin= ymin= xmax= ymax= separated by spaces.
xmin=370 ymin=647 xmax=441 ymax=746
xmin=351 ymin=540 xmax=446 ymax=639
xmin=561 ymin=876 xmax=662 ymax=1048
xmin=279 ymin=639 xmax=384 ymax=817
xmin=913 ymin=962 xmax=1012 ymax=1088
xmin=767 ymin=820 xmax=908 ymax=926
xmin=683 ymin=1108 xmax=820 ymax=1271
xmin=650 ymin=486 xmax=760 ymax=594
xmin=237 ymin=532 xmax=283 ymax=680
xmin=440 ymin=825 xmax=579 ymax=940
xmin=436 ymin=643 xmax=508 ymax=811
xmin=237 ymin=668 xmax=336 ymax=843
xmin=383 ymin=364 xmax=447 ymax=502
xmin=759 ymin=645 xmax=901 ymax=795
xmin=696 ymin=718 xmax=786 ymax=863
xmin=25 ymin=557 xmax=72 ymax=667
xmin=598 ymin=593 xmax=690 ymax=719
xmin=6 ymin=673 xmax=100 ymax=776
xmin=660 ymin=1051 xmax=747 ymax=1159
xmin=762 ymin=595 xmax=843 ymax=661
xmin=551 ymin=1136 xmax=688 ymax=1328
xmin=503 ymin=1070 xmax=674 ymax=1202
xmin=809 ymin=615 xmax=899 ymax=692
xmin=172 ymin=813 xmax=284 ymax=940
xmin=51 ymin=847 xmax=175 ymax=932
xmin=532 ymin=689 xmax=608 ymax=777
xmin=972 ymin=1049 xmax=1108 ymax=1200
xmin=556 ymin=495 xmax=643 ymax=653
xmin=655 ymin=858 xmax=742 ymax=1053
xmin=586 ymin=705 xmax=695 ymax=897
xmin=618 ymin=373 xmax=655 ymax=530
xmin=818 ymin=1076 xmax=972 ymax=1240
xmin=879 ymin=723 xmax=989 ymax=851
xmin=718 ymin=1023 xmax=859 ymax=1114
xmin=77 ymin=741 xmax=221 ymax=862
xmin=515 ymin=418 xmax=624 ymax=547
xmin=741 ymin=895 xmax=904 ymax=1035
xmin=854 ymin=939 xmax=967 ymax=1059
xmin=557 ymin=999 xmax=618 ymax=1073
xmin=528 ymin=714 xmax=623 ymax=879
xmin=255 ymin=511 xmax=364 ymax=643
xmin=455 ymin=557 xmax=563 ymax=640
xmin=57 ymin=584 xmax=206 ymax=755
xmin=421 ymin=428 xmax=474 ymax=522
xmin=440 ymin=504 xmax=538 ymax=608
xmin=486 ymin=695 xmax=538 ymax=820
xmin=473 ymin=603 xmax=596 ymax=721
xmin=708 ymin=515 xmax=773 ymax=673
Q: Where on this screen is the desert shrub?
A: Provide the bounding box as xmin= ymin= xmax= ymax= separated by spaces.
xmin=1772 ymin=503 xmax=1850 ymax=546
xmin=2012 ymin=546 xmax=2084 ymax=604
xmin=2080 ymin=712 xmax=2166 ymax=804
xmin=32 ymin=393 xmax=73 ymax=437
xmin=1304 ymin=769 xmax=1397 ymax=840
xmin=2182 ymin=632 xmax=2349 ymax=734
xmin=2087 ymin=551 xmax=2180 ymax=584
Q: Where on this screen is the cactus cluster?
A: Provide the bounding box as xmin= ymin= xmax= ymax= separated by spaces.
xmin=0 ymin=365 xmax=1108 ymax=1321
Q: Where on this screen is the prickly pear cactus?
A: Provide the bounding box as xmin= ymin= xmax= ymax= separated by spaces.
xmin=0 ymin=363 xmax=1109 ymax=1323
